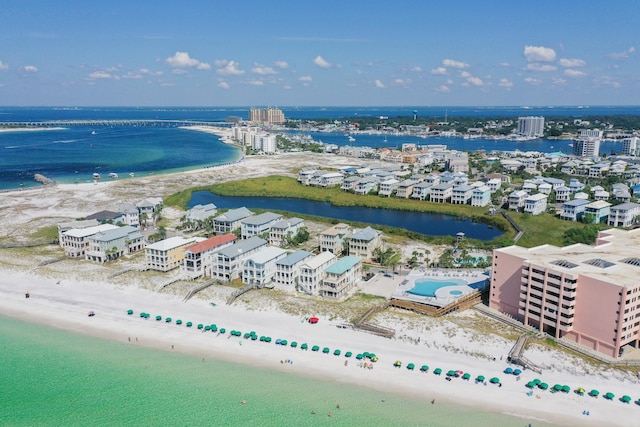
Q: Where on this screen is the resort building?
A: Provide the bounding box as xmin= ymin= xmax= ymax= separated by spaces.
xmin=348 ymin=226 xmax=382 ymax=260
xmin=57 ymin=219 xmax=99 ymax=247
xmin=608 ymin=203 xmax=640 ymax=228
xmin=320 ymin=256 xmax=362 ymax=299
xmin=145 ymin=236 xmax=200 ymax=272
xmin=186 ymin=203 xmax=218 ymax=222
xmin=319 ymin=223 xmax=351 ymax=255
xmin=213 ymin=207 xmax=254 ymax=234
xmin=240 ymin=212 xmax=283 ymax=239
xmin=523 ymin=193 xmax=548 ymax=216
xmin=61 ymin=223 xmax=119 ymax=258
xmin=274 ymin=250 xmax=314 ymax=289
xmin=248 ymin=107 xmax=285 ymax=124
xmin=622 ymin=136 xmax=639 ymax=156
xmin=269 ymin=217 xmax=304 ymax=247
xmin=242 ymin=246 xmax=288 ymax=286
xmin=85 ymin=225 xmax=144 ymax=263
xmin=298 ymin=251 xmax=337 ymax=295
xmin=490 ymin=228 xmax=640 ymax=359
xmin=182 ymin=233 xmax=237 ymax=279
xmin=573 ymin=138 xmax=601 ymax=157
xmin=517 ymin=116 xmax=545 ymax=138
xmin=213 ymin=236 xmax=267 ymax=281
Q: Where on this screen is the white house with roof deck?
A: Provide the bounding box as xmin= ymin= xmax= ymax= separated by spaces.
xmin=555 ymin=186 xmax=571 ymax=202
xmin=117 ymin=203 xmax=140 ymax=227
xmin=508 ymin=190 xmax=529 ymax=212
xmin=524 ymin=193 xmax=548 ymax=216
xmin=594 ymin=190 xmax=610 ymax=201
xmin=241 ymin=212 xmax=282 ymax=239
xmin=471 ymin=185 xmax=491 ymax=207
xmin=411 ymin=181 xmax=432 ymax=200
xmin=213 ymin=236 xmax=267 ymax=281
xmin=274 ymin=250 xmax=314 ymax=289
xmin=451 ymin=184 xmax=474 ymax=205
xmin=58 ymin=219 xmax=99 ymax=247
xmin=269 ymin=217 xmax=304 ymax=247
xmin=320 ymin=256 xmax=362 ymax=299
xmin=341 ymin=175 xmax=360 ymax=191
xmin=319 ymin=172 xmax=344 ymax=187
xmin=608 ymin=202 xmax=640 ymax=228
xmin=396 ymin=179 xmax=418 ymax=198
xmin=378 ymin=178 xmax=400 ymax=197
xmin=354 ymin=177 xmax=379 ymax=195
xmin=430 ymin=181 xmax=454 ymax=203
xmin=537 ymin=182 xmax=552 ymax=195
xmin=568 ymin=179 xmax=585 ymax=193
xmin=242 ymin=246 xmax=288 ymax=286
xmin=584 ymin=200 xmax=612 ymax=224
xmin=486 ymin=178 xmax=502 ymax=193
xmin=85 ymin=225 xmax=144 ymax=263
xmin=182 ymin=233 xmax=237 ymax=279
xmin=186 ymin=203 xmax=218 ymax=222
xmin=62 ymin=223 xmax=119 ymax=258
xmin=308 ymin=170 xmax=335 ymax=186
xmin=560 ymin=199 xmax=590 ymax=221
xmin=297 ymin=167 xmax=317 ymax=185
xmin=145 ymin=236 xmax=201 ymax=272
xmin=136 ymin=197 xmax=163 ymax=226
xmin=423 ymin=173 xmax=441 ymax=187
xmin=213 ymin=207 xmax=254 ymax=234
xmin=348 ymin=226 xmax=382 ymax=260
xmin=298 ymin=251 xmax=337 ymax=295
xmin=319 ymin=223 xmax=351 ymax=255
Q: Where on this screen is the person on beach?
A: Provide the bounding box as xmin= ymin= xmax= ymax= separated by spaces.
xmin=25 ymin=290 xmax=30 ymax=298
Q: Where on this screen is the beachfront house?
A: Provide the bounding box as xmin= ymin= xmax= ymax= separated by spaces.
xmin=240 ymin=212 xmax=283 ymax=239
xmin=308 ymin=170 xmax=335 ymax=186
xmin=555 ymin=186 xmax=571 ymax=203
xmin=213 ymin=207 xmax=254 ymax=234
xmin=213 ymin=236 xmax=267 ymax=281
xmin=411 ymin=181 xmax=432 ymax=200
xmin=429 ymin=182 xmax=454 ymax=203
xmin=62 ymin=223 xmax=119 ymax=258
xmin=298 ymin=251 xmax=337 ymax=295
xmin=85 ymin=225 xmax=144 ymax=263
xmin=85 ymin=210 xmax=127 ymax=225
xmin=137 ymin=197 xmax=163 ymax=226
xmin=354 ymin=177 xmax=379 ymax=195
xmin=378 ymin=178 xmax=400 ymax=197
xmin=341 ymin=175 xmax=360 ymax=191
xmin=297 ymin=167 xmax=317 ymax=185
xmin=348 ymin=226 xmax=382 ymax=260
xmin=320 ymin=256 xmax=362 ymax=300
xmin=145 ymin=236 xmax=200 ymax=272
xmin=584 ymin=200 xmax=612 ymax=224
xmin=451 ymin=184 xmax=474 ymax=205
xmin=186 ymin=203 xmax=218 ymax=222
xmin=57 ymin=219 xmax=99 ymax=247
xmin=319 ymin=223 xmax=351 ymax=255
xmin=269 ymin=217 xmax=304 ymax=247
xmin=274 ymin=250 xmax=314 ymax=289
xmin=607 ymin=202 xmax=640 ymax=228
xmin=242 ymin=246 xmax=288 ymax=286
xmin=508 ymin=190 xmax=528 ymax=212
xmin=181 ymin=233 xmax=237 ymax=279
xmin=395 ymin=179 xmax=418 ymax=198
xmin=523 ymin=193 xmax=548 ymax=216
xmin=117 ymin=203 xmax=140 ymax=227
xmin=560 ymin=199 xmax=590 ymax=222
xmin=318 ymin=172 xmax=344 ymax=188
xmin=471 ymin=185 xmax=491 ymax=207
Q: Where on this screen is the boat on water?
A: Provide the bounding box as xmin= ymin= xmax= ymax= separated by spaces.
xmin=129 ymin=172 xmax=135 ymax=178
xmin=108 ymin=173 xmax=118 ymax=179
xmin=92 ymin=173 xmax=101 ymax=180
xmin=347 ymin=135 xmax=356 ymax=142
xmin=91 ymin=131 xmax=97 ymax=135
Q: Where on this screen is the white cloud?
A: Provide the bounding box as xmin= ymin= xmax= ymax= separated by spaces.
xmin=442 ymin=59 xmax=468 ymax=68
xmin=23 ymin=65 xmax=38 ymax=72
xmin=466 ymin=77 xmax=483 ymax=86
xmin=552 ymin=78 xmax=567 ymax=85
xmin=171 ymin=69 xmax=188 ymax=75
xmin=559 ymin=58 xmax=586 ymax=68
xmin=524 ymin=77 xmax=542 ymax=85
xmin=122 ymin=72 xmax=143 ymax=79
xmin=564 ymin=69 xmax=586 ymax=77
xmin=160 ymin=82 xmax=175 ymax=87
xmin=599 ymin=76 xmax=621 ymax=88
xmin=88 ymin=71 xmax=112 ymax=79
xmin=298 ymin=76 xmax=312 ymax=82
xmin=196 ymin=62 xmax=211 ymax=70
xmin=608 ymin=46 xmax=635 ymax=59
xmin=431 ymin=67 xmax=447 ymax=75
xmin=525 ymin=63 xmax=557 ymax=72
xmin=410 ymin=66 xmax=422 ymax=72
xmin=218 ymin=81 xmax=229 ymax=89
xmin=247 ymin=79 xmax=264 ymax=86
xmin=274 ymin=60 xmax=289 ymax=69
xmin=0 ymin=60 xmax=9 ymax=70
xmin=498 ymin=78 xmax=513 ymax=88
xmin=165 ymin=51 xmax=207 ymax=69
xmin=500 ymin=62 xmax=510 ymax=67
xmin=313 ymin=55 xmax=331 ymax=68
xmin=435 ymin=85 xmax=450 ymax=93
xmin=523 ymin=45 xmax=557 ymax=62
xmin=252 ymin=64 xmax=277 ymax=75
xmin=139 ymin=68 xmax=163 ymax=76
xmin=215 ymin=60 xmax=245 ymax=76
xmin=459 ymin=71 xmax=472 ymax=78
xmin=394 ymin=78 xmax=412 ymax=86
xmin=374 ymin=79 xmax=385 ymax=88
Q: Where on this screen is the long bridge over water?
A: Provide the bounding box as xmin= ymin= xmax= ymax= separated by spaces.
xmin=0 ymin=119 xmax=233 ymax=128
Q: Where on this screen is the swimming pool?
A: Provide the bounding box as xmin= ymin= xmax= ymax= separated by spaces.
xmin=407 ymin=278 xmax=467 ymax=298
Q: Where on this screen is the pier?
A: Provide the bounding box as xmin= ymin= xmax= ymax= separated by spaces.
xmin=0 ymin=119 xmax=233 ymax=128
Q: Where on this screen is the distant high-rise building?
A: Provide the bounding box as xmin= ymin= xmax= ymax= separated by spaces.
xmin=622 ymin=136 xmax=639 ymax=156
xmin=249 ymin=107 xmax=285 ymax=124
xmin=517 ymin=116 xmax=545 ymax=138
xmin=573 ymin=138 xmax=600 ymax=157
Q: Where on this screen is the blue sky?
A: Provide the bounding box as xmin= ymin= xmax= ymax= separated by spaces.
xmin=0 ymin=0 xmax=638 ymax=106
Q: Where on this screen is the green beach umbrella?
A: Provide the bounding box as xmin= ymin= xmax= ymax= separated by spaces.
xmin=462 ymin=373 xmax=471 ymax=380
xmin=526 ymin=381 xmax=536 ymax=388
xmin=290 ymin=341 xmax=297 ymax=348
xmin=561 ymin=385 xmax=570 ymax=393
xmin=407 ymin=363 xmax=415 ymax=370
xmin=604 ymin=392 xmax=615 ymax=400
xmin=622 ymin=395 xmax=631 ymax=403
xmin=490 ymin=377 xmax=500 ymax=384
xmin=176 ymin=319 xmax=182 ymax=325
xmin=589 ymin=389 xmax=599 ymax=396
xmin=219 ymin=328 xmax=226 ymax=334
xmin=197 ymin=323 xmax=204 ymax=329
xmin=322 ymin=347 xmax=330 ymax=354
xmin=553 ymin=384 xmax=562 ymax=392
xmin=211 ymin=324 xmax=217 ymax=332
xmin=433 ymin=368 xmax=442 ymax=375
xmin=476 ymin=375 xmax=485 ymax=382
xmin=312 ymin=345 xmax=320 ymax=352
xmin=301 ymin=343 xmax=308 ymax=350
xmin=280 ymin=340 xmax=287 ymax=346
xmin=533 ymin=378 xmax=541 ymax=385
xmin=165 ymin=317 xmax=172 ymax=323
xmin=420 ymin=365 xmax=429 ymax=372
xmin=204 ymin=325 xmax=211 ymax=331
xmin=186 ymin=322 xmax=192 ymax=327
xmin=447 ymin=370 xmax=456 ymax=376
xmin=127 ymin=309 xmax=134 ymax=315
xmin=345 ymin=351 xmax=352 ymax=357
xmin=334 ymin=349 xmax=341 ymax=356
xmin=356 ymin=353 xmax=363 ymax=360
xmin=156 ymin=315 xmax=162 ymax=321
xmin=539 ymin=383 xmax=548 ymax=390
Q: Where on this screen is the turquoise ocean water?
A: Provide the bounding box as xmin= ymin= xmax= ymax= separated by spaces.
xmin=0 ymin=315 xmax=557 ymax=427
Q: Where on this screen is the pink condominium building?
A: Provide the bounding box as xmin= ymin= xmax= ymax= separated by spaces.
xmin=490 ymin=228 xmax=640 ymax=359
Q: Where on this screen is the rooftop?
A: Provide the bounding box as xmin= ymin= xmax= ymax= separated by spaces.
xmin=185 ymin=233 xmax=236 ymax=254
xmin=325 ymin=256 xmax=361 ymax=274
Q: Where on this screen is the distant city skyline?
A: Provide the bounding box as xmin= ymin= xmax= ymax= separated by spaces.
xmin=0 ymin=0 xmax=638 ymax=106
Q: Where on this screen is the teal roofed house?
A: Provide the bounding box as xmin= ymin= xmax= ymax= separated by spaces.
xmin=321 ymin=256 xmax=362 ymax=299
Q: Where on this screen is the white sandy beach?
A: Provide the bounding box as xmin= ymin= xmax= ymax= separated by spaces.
xmin=1 ymin=141 xmax=638 ymax=426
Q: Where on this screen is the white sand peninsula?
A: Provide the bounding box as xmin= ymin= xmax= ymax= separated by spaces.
xmin=0 ymin=148 xmax=637 ymax=427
